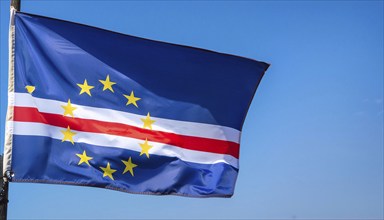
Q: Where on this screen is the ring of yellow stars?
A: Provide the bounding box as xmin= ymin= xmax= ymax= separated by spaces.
xmin=100 ymin=162 xmax=117 ymax=180
xmin=61 ymin=99 xmax=77 ymax=117
xmin=123 ymin=91 xmax=141 ymax=108
xmin=141 ymin=112 xmax=155 ymax=130
xmin=77 ymin=79 xmax=94 ymax=96
xmin=25 ymin=85 xmax=35 ymax=94
xmin=99 ymin=75 xmax=116 ymax=92
xmin=121 ymin=157 xmax=138 ymax=176
xmin=61 ymin=126 xmax=76 ymax=145
xmin=76 ymin=150 xmax=93 ymax=166
xmin=139 ymin=138 xmax=153 ymax=158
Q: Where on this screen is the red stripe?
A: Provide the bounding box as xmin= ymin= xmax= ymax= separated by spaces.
xmin=13 ymin=106 xmax=239 ymax=158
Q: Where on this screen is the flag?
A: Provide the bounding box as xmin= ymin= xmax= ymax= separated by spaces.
xmin=3 ymin=10 xmax=269 ymax=198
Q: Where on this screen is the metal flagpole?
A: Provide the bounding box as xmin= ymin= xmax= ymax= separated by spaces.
xmin=11 ymin=0 xmax=21 ymax=11
xmin=0 ymin=1 xmax=20 ymax=219
xmin=0 ymin=155 xmax=9 ymax=220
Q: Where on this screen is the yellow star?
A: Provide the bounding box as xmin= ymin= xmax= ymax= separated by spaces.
xmin=61 ymin=99 xmax=77 ymax=117
xmin=77 ymin=79 xmax=94 ymax=96
xmin=61 ymin=126 xmax=76 ymax=145
xmin=123 ymin=91 xmax=141 ymax=108
xmin=99 ymin=75 xmax=116 ymax=92
xmin=100 ymin=162 xmax=116 ymax=180
xmin=141 ymin=113 xmax=155 ymax=130
xmin=121 ymin=157 xmax=138 ymax=176
xmin=25 ymin=85 xmax=35 ymax=94
xmin=139 ymin=138 xmax=153 ymax=158
xmin=76 ymin=150 xmax=93 ymax=166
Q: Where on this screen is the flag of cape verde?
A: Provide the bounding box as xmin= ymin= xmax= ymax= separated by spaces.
xmin=3 ymin=11 xmax=269 ymax=198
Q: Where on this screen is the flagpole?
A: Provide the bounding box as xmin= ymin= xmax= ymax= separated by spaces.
xmin=0 ymin=155 xmax=9 ymax=220
xmin=11 ymin=0 xmax=21 ymax=11
xmin=1 ymin=2 xmax=20 ymax=220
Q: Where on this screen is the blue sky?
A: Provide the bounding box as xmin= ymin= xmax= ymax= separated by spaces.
xmin=0 ymin=1 xmax=383 ymax=219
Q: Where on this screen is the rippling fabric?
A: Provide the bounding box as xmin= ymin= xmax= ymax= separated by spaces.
xmin=5 ymin=11 xmax=269 ymax=198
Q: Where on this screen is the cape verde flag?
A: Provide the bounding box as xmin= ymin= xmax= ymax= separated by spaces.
xmin=3 ymin=10 xmax=269 ymax=198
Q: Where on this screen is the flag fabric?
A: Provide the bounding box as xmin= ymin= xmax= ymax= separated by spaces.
xmin=3 ymin=10 xmax=269 ymax=198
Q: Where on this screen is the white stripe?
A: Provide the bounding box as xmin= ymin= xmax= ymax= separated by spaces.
xmin=12 ymin=121 xmax=239 ymax=168
xmin=13 ymin=92 xmax=241 ymax=143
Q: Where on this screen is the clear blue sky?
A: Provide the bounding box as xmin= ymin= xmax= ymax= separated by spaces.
xmin=1 ymin=1 xmax=383 ymax=219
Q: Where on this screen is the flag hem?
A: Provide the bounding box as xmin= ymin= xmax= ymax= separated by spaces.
xmin=3 ymin=7 xmax=16 ymax=176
